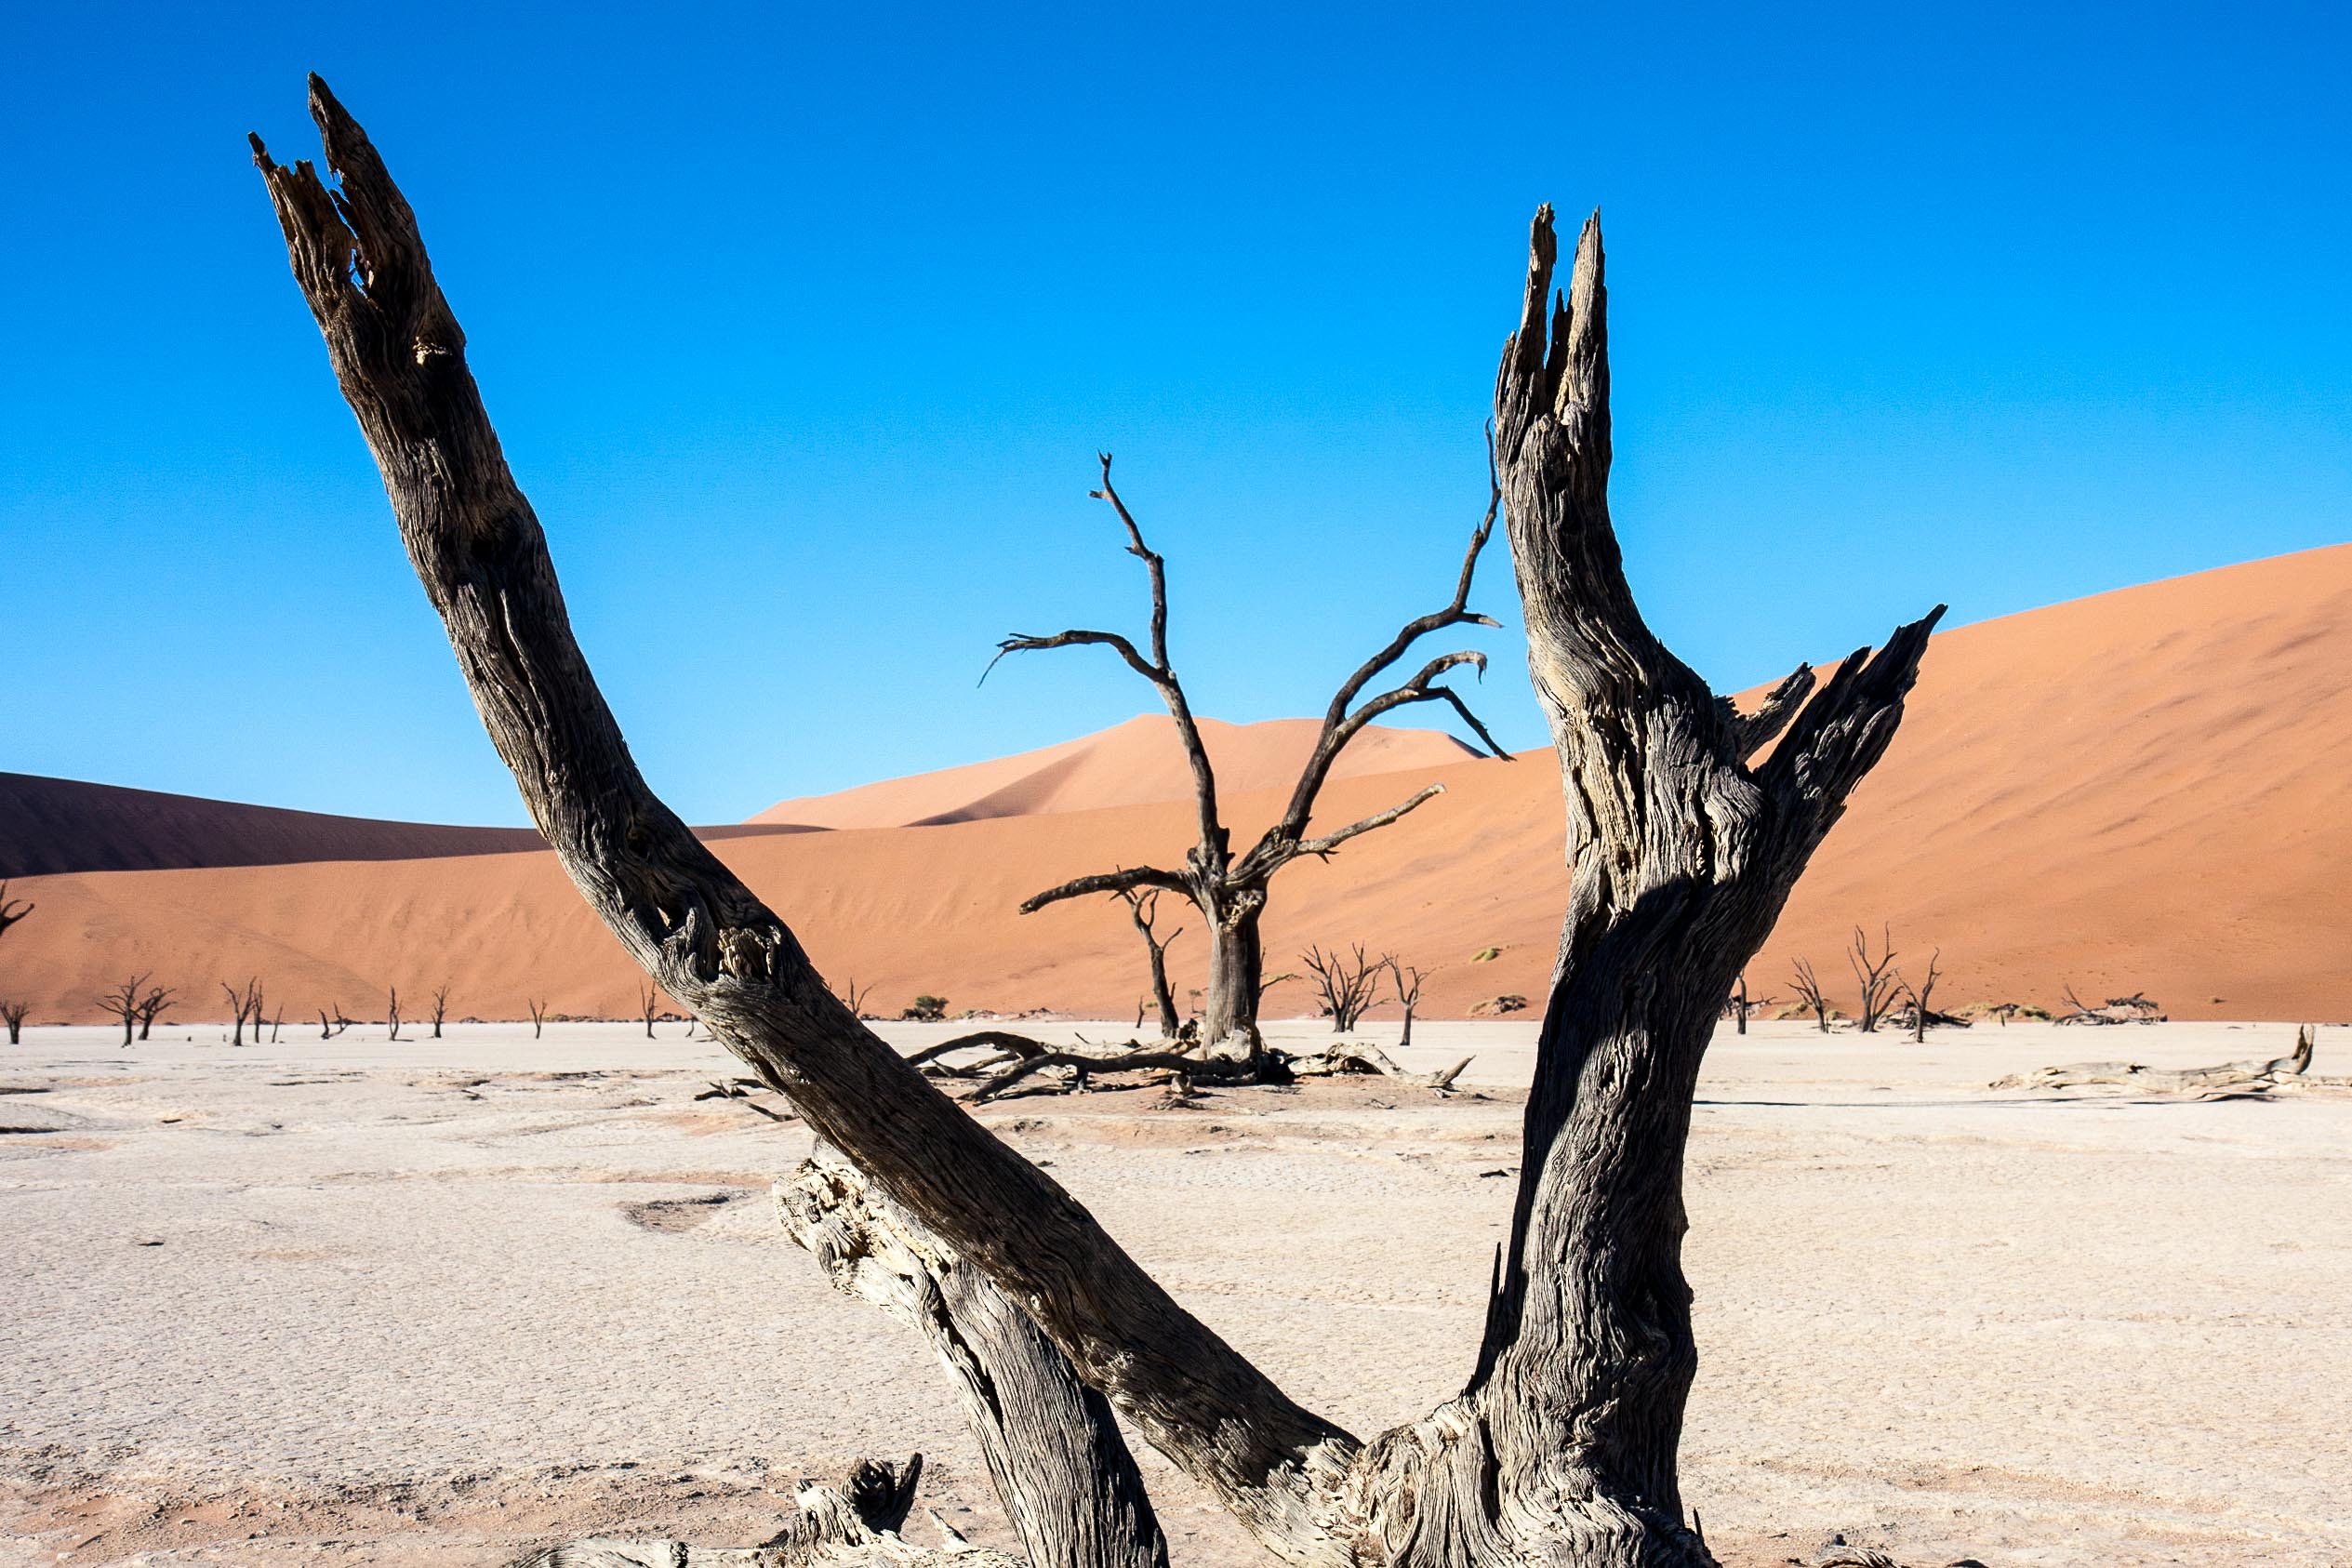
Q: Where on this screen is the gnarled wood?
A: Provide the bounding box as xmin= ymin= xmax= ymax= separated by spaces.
xmin=778 ymin=1149 xmax=1168 ymax=1568
xmin=1992 ymin=1025 xmax=2344 ymax=1097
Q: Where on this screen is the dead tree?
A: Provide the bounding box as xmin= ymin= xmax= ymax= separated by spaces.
xmin=835 ymin=977 xmax=875 ymax=1018
xmin=430 ymin=982 xmax=451 ymax=1039
xmin=382 ymin=985 xmax=403 ymax=1041
xmin=220 ymin=977 xmax=262 ymax=1046
xmin=2 ymin=998 xmax=29 ymax=1044
xmin=268 ymin=1005 xmax=286 ymax=1043
xmin=1300 ymin=944 xmax=1385 ymax=1033
xmin=996 ymin=464 xmax=1509 ymax=1062
xmin=1389 ymin=960 xmax=1423 ymax=1052
xmin=98 ymin=974 xmax=150 ymax=1047
xmin=638 ymin=982 xmax=662 ymax=1038
xmin=1788 ymin=957 xmax=1831 ymax=1031
xmin=1722 ymin=973 xmax=1774 ymax=1036
xmin=136 ymin=984 xmax=173 ymax=1042
xmin=1847 ymin=924 xmax=1898 ymax=1033
xmin=1114 ymin=889 xmax=1185 ymax=1039
xmin=0 ymin=883 xmax=32 ymax=942
xmin=1892 ymin=950 xmax=1943 ymax=1043
xmin=257 ymin=92 xmax=1938 ymax=1568
xmin=528 ymin=997 xmax=549 ymax=1038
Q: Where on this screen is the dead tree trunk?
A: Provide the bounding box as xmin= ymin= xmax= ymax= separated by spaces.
xmin=100 ymin=974 xmax=150 ymax=1046
xmin=430 ymin=983 xmax=451 ymax=1039
xmin=257 ymin=93 xmax=1939 ymax=1568
xmin=1789 ymin=958 xmax=1830 ymax=1032
xmin=1848 ymin=925 xmax=1897 ymax=1033
xmin=137 ymin=985 xmax=172 ymax=1042
xmin=1115 ymin=889 xmax=1185 ymax=1040
xmin=386 ymin=986 xmax=403 ymax=1041
xmin=0 ymin=998 xmax=27 ymax=1044
xmin=528 ymin=997 xmax=548 ymax=1038
xmin=1389 ymin=962 xmax=1423 ymax=1053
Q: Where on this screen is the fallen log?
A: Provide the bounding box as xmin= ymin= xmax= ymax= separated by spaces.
xmin=1990 ymin=1026 xmax=2345 ymax=1098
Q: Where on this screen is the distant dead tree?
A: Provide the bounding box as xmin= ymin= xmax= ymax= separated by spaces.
xmin=429 ymin=983 xmax=451 ymax=1039
xmin=997 ymin=452 xmax=1509 ymax=1066
xmin=1893 ymin=950 xmax=1944 ymax=1043
xmin=317 ymin=1004 xmax=352 ymax=1040
xmin=259 ymin=101 xmax=1941 ymax=1567
xmin=1301 ymin=944 xmax=1385 ymax=1033
xmin=1985 ymin=1001 xmax=2021 ymax=1027
xmin=1848 ymin=924 xmax=1899 ymax=1033
xmin=1112 ymin=887 xmax=1186 ymax=1039
xmin=267 ymin=1004 xmax=285 ymax=1043
xmin=2 ymin=998 xmax=29 ymax=1044
xmin=98 ymin=974 xmax=151 ymax=1047
xmin=220 ymin=977 xmax=262 ymax=1046
xmin=2057 ymin=986 xmax=2165 ymax=1026
xmin=1388 ymin=960 xmax=1424 ymax=1052
xmin=834 ymin=977 xmax=875 ymax=1018
xmin=136 ymin=984 xmax=173 ymax=1042
xmin=638 ymin=982 xmax=662 ymax=1038
xmin=0 ymin=882 xmax=33 ymax=942
xmin=1789 ymin=957 xmax=1831 ymax=1032
xmin=527 ymin=997 xmax=548 ymax=1039
xmin=1723 ymin=972 xmax=1774 ymax=1035
xmin=386 ymin=986 xmax=403 ymax=1042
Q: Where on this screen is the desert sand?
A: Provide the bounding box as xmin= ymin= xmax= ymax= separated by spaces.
xmin=2 ymin=1017 xmax=2345 ymax=1566
xmin=3 ymin=545 xmax=2349 ymax=1029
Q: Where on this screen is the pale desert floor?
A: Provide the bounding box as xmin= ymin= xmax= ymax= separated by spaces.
xmin=2 ymin=1018 xmax=2346 ymax=1567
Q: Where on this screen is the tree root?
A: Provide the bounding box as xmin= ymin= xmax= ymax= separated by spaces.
xmin=1991 ymin=1026 xmax=2346 ymax=1098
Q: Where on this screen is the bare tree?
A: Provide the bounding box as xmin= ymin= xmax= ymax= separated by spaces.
xmin=639 ymin=982 xmax=662 ymax=1039
xmin=1788 ymin=957 xmax=1831 ymax=1032
xmin=834 ymin=977 xmax=875 ymax=1018
xmin=527 ymin=997 xmax=548 ymax=1039
xmin=997 ymin=458 xmax=1508 ymax=1063
xmin=1300 ymin=944 xmax=1385 ymax=1033
xmin=220 ymin=977 xmax=262 ymax=1047
xmin=429 ymin=983 xmax=451 ymax=1039
xmin=98 ymin=974 xmax=152 ymax=1047
xmin=1388 ymin=960 xmax=1423 ymax=1052
xmin=1112 ymin=888 xmax=1185 ymax=1039
xmin=1848 ymin=924 xmax=1899 ymax=1033
xmin=317 ymin=1004 xmax=353 ymax=1040
xmin=0 ymin=883 xmax=32 ymax=942
xmin=1723 ymin=972 xmax=1770 ymax=1036
xmin=2 ymin=998 xmax=29 ymax=1044
xmin=258 ymin=97 xmax=1939 ymax=1568
xmin=1893 ymin=950 xmax=1944 ymax=1043
xmin=385 ymin=985 xmax=403 ymax=1042
xmin=136 ymin=984 xmax=173 ymax=1042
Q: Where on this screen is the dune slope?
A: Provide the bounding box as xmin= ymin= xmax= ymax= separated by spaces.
xmin=2 ymin=545 xmax=2345 ymax=1024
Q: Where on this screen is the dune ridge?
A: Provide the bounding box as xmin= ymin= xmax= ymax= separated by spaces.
xmin=1 ymin=544 xmax=2345 ymax=1025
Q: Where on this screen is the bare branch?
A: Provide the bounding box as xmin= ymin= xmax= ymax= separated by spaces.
xmin=1291 ymin=784 xmax=1445 ymax=861
xmin=1726 ymin=662 xmax=1815 ymax=760
xmin=1017 ymin=863 xmax=1186 ymax=916
xmin=0 ymin=883 xmax=33 ymax=940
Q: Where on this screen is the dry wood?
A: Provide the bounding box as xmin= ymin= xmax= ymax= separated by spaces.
xmin=1116 ymin=889 xmax=1185 ymax=1039
xmin=527 ymin=997 xmax=548 ymax=1038
xmin=1992 ymin=1025 xmax=2344 ymax=1097
xmin=1788 ymin=958 xmax=1830 ymax=1032
xmin=1 ymin=997 xmax=30 ymax=1044
xmin=2054 ymin=984 xmax=2165 ymax=1026
xmin=258 ymin=88 xmax=1940 ymax=1568
xmin=1847 ymin=925 xmax=1898 ymax=1033
xmin=1388 ymin=962 xmax=1423 ymax=1052
xmin=97 ymin=973 xmax=153 ymax=1047
xmin=1300 ymin=944 xmax=1384 ymax=1033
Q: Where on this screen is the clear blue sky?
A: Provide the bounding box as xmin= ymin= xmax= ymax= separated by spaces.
xmin=5 ymin=2 xmax=2346 ymax=826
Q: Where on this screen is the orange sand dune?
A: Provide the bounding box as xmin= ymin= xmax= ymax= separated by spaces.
xmin=750 ymin=714 xmax=1479 ymax=828
xmin=0 ymin=771 xmax=820 ymax=880
xmin=3 ymin=545 xmax=2346 ymax=1026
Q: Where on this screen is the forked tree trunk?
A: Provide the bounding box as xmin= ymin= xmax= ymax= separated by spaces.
xmin=255 ymin=89 xmax=1940 ymax=1568
xmin=1144 ymin=944 xmax=1180 ymax=1040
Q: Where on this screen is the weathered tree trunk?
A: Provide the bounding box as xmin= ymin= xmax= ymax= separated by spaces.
xmin=779 ymin=1149 xmax=1168 ymax=1568
xmin=1143 ymin=944 xmax=1179 ymax=1040
xmin=1198 ymin=898 xmax=1264 ymax=1061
